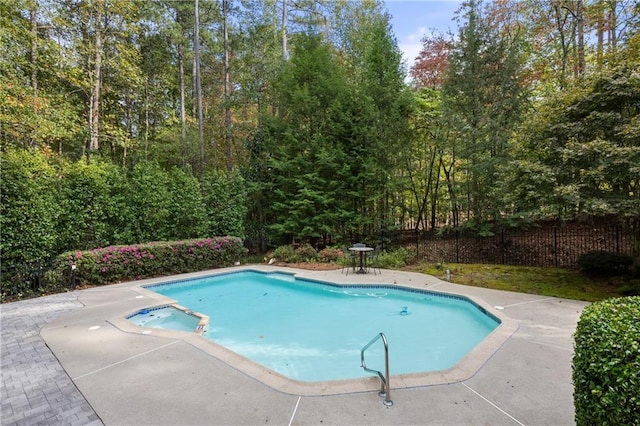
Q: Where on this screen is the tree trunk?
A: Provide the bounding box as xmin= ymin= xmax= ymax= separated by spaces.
xmin=440 ymin=156 xmax=459 ymax=228
xmin=282 ymin=0 xmax=288 ymax=59
xmin=194 ymin=0 xmax=205 ymax=179
xmin=144 ymin=87 xmax=149 ymax=153
xmin=576 ymin=0 xmax=585 ymax=76
xmin=192 ymin=53 xmax=197 ymax=119
xmin=430 ymin=166 xmax=441 ymax=230
xmin=30 ymin=4 xmax=38 ymax=148
xmin=608 ymin=0 xmax=617 ymax=52
xmin=223 ymin=0 xmax=233 ymax=172
xmin=89 ymin=0 xmax=103 ymax=152
xmin=402 ymin=148 xmax=425 ymax=231
xmin=552 ymin=1 xmax=570 ymax=89
xmin=178 ymin=43 xmax=186 ymax=145
xmin=596 ymin=1 xmax=604 ymax=68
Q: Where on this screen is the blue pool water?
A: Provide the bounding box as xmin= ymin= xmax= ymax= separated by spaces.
xmin=144 ymin=270 xmax=500 ymax=382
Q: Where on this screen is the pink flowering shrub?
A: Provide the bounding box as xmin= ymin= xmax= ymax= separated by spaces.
xmin=52 ymin=237 xmax=246 ymax=287
xmin=318 ymin=247 xmax=344 ymax=263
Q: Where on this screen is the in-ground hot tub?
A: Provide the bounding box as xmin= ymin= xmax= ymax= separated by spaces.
xmin=127 ymin=305 xmax=208 ymax=335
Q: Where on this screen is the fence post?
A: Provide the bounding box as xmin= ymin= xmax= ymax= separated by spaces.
xmin=501 ymin=229 xmax=505 ymax=265
xmin=554 ymin=227 xmax=558 ymax=267
xmin=455 ymin=230 xmax=460 ymax=263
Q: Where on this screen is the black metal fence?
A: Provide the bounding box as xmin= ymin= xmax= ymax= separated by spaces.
xmin=0 ymin=260 xmax=56 ymax=299
xmin=397 ymin=219 xmax=636 ymax=269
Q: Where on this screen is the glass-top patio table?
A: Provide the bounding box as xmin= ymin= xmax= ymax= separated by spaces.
xmin=348 ymin=245 xmax=374 ymax=274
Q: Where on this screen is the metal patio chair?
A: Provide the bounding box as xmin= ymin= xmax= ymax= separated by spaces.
xmin=367 ymin=247 xmax=382 ymax=275
xmin=341 ymin=246 xmax=357 ymax=275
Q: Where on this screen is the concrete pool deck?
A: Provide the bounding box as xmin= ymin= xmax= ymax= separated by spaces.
xmin=1 ymin=266 xmax=589 ymax=425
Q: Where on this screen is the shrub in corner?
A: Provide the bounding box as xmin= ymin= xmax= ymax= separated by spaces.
xmin=572 ymin=296 xmax=640 ymax=425
xmin=577 ymin=250 xmax=633 ymax=275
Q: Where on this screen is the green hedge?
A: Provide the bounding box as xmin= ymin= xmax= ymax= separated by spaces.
xmin=48 ymin=237 xmax=247 ymax=288
xmin=573 ymin=296 xmax=640 ymax=425
xmin=0 ymin=149 xmax=60 ymax=268
xmin=1 ymin=148 xmax=248 ymax=281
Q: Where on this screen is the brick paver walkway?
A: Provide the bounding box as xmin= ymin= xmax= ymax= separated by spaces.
xmin=1 ymin=293 xmax=102 ymax=425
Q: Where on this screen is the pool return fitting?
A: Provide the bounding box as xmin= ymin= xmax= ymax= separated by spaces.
xmin=360 ymin=332 xmax=392 ymax=406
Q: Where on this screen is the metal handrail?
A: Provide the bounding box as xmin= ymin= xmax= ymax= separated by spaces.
xmin=360 ymin=332 xmax=392 ymax=406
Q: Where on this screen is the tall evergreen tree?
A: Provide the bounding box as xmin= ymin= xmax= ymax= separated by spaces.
xmin=358 ymin=14 xmax=412 ymax=238
xmin=442 ymin=0 xmax=527 ymax=225
xmin=262 ymin=33 xmax=355 ymax=243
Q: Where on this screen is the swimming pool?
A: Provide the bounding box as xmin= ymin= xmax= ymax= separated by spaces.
xmin=133 ymin=270 xmax=500 ymax=382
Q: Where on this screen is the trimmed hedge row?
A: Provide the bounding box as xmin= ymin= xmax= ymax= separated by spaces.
xmin=573 ymin=296 xmax=640 ymax=425
xmin=46 ymin=237 xmax=247 ymax=289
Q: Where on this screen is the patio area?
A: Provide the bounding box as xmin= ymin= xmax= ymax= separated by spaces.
xmin=1 ymin=266 xmax=588 ymax=425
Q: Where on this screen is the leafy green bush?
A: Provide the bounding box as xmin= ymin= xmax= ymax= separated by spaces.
xmin=56 ymin=158 xmax=116 ymax=251
xmin=376 ymin=247 xmax=410 ymax=269
xmin=577 ymin=250 xmax=633 ymax=275
xmin=102 ymin=162 xmax=136 ymax=244
xmin=203 ymin=169 xmax=247 ymax=238
xmin=46 ymin=237 xmax=246 ymax=288
xmin=271 ymin=245 xmax=298 ymax=263
xmin=126 ymin=161 xmax=174 ymax=242
xmin=573 ymin=296 xmax=640 ymax=425
xmin=165 ymin=167 xmax=209 ymax=239
xmin=0 ymin=148 xmax=60 ymax=268
xmin=294 ymin=243 xmax=317 ymax=262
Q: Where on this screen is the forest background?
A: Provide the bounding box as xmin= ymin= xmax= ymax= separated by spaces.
xmin=2 ymin=0 xmax=639 ymax=281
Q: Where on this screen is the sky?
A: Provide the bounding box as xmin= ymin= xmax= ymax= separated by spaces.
xmin=384 ymin=0 xmax=462 ymax=71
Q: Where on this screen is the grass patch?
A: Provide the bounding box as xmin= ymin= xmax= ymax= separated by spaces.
xmin=408 ymin=262 xmax=631 ymax=302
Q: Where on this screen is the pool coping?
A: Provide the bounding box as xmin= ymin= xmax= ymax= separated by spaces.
xmin=107 ymin=266 xmax=518 ymax=396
